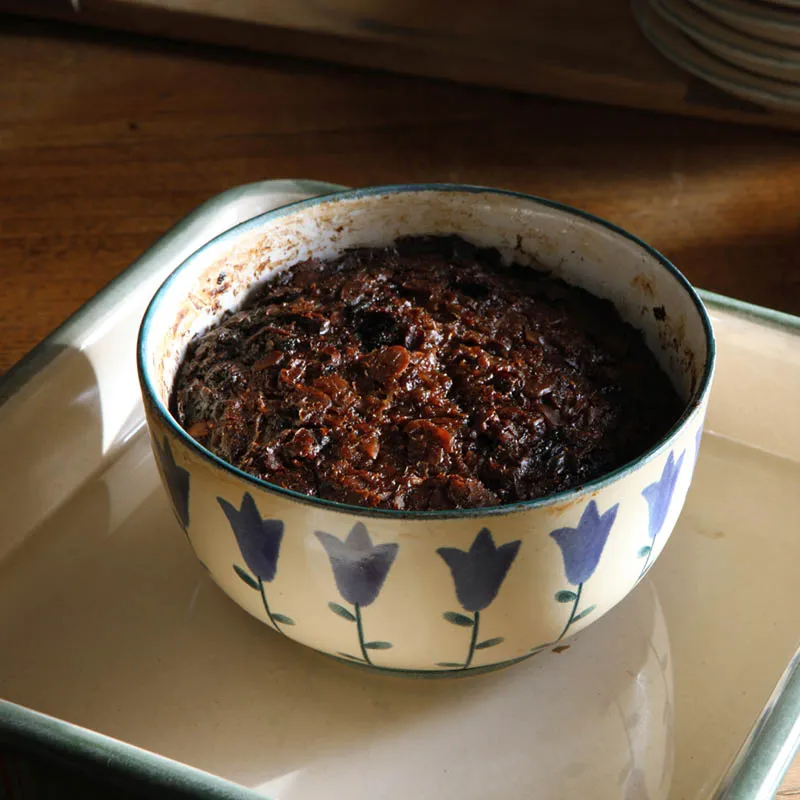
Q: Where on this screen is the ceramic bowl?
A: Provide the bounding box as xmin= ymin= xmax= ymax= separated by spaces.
xmin=137 ymin=184 xmax=714 ymax=676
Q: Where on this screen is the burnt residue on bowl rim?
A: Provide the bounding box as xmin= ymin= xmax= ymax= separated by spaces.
xmin=137 ymin=183 xmax=716 ymax=521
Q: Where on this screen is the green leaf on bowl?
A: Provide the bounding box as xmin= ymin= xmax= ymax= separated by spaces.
xmin=555 ymin=590 xmax=577 ymax=603
xmin=572 ymin=604 xmax=596 ymax=623
xmin=638 ymin=545 xmax=652 ymax=559
xmin=328 ymin=602 xmax=356 ymax=622
xmin=233 ymin=564 xmax=259 ymax=590
xmin=436 ymin=662 xmax=465 ymax=668
xmin=364 ymin=641 xmax=393 ymax=650
xmin=443 ymin=611 xmax=474 ymax=627
xmin=271 ymin=613 xmax=295 ymax=626
xmin=475 ymin=637 xmax=504 ymax=650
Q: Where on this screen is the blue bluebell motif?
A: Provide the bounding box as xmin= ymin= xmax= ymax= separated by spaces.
xmin=316 ymin=523 xmax=398 ymax=665
xmin=316 ymin=523 xmax=398 ymax=607
xmin=550 ymin=500 xmax=619 ymax=586
xmin=636 ymin=449 xmax=686 ymax=582
xmin=437 ymin=529 xmax=521 ymax=669
xmin=153 ymin=435 xmax=190 ymax=528
xmin=217 ymin=493 xmax=283 ymax=582
xmin=218 ymin=493 xmax=294 ymax=630
xmin=642 ymin=450 xmax=685 ymax=541
xmin=542 ymin=500 xmax=618 ymax=647
xmin=437 ymin=528 xmax=521 ymax=613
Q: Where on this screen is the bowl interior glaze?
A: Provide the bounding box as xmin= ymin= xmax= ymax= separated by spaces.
xmin=142 ymin=185 xmax=711 ymax=480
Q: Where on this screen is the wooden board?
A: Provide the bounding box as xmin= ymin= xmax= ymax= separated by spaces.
xmin=2 ymin=0 xmax=800 ymax=130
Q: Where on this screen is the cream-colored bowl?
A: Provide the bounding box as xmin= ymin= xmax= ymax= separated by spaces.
xmin=137 ymin=185 xmax=714 ymax=675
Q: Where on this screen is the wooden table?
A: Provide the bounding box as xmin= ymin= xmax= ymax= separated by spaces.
xmin=1 ymin=14 xmax=799 ymax=796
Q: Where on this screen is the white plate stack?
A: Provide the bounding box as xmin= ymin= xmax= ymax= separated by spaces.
xmin=632 ymin=0 xmax=800 ymax=110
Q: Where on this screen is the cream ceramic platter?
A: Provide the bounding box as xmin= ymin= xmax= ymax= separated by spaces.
xmin=1 ymin=180 xmax=799 ymax=800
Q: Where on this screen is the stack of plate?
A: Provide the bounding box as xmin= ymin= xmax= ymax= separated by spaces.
xmin=632 ymin=0 xmax=800 ymax=111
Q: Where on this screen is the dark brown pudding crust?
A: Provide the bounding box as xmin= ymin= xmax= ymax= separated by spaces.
xmin=171 ymin=236 xmax=682 ymax=511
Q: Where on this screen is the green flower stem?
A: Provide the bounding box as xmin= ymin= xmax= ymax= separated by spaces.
xmin=638 ymin=545 xmax=654 ymax=583
xmin=556 ymin=582 xmax=583 ymax=642
xmin=258 ymin=577 xmax=280 ymax=632
xmin=463 ymin=611 xmax=481 ymax=670
xmin=354 ymin=603 xmax=372 ymax=665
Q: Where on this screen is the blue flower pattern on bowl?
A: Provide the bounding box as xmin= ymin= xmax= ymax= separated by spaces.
xmin=637 ymin=450 xmax=685 ymax=580
xmin=170 ymin=440 xmax=693 ymax=670
xmin=549 ymin=500 xmax=619 ymax=643
xmin=315 ymin=523 xmax=398 ymax=665
xmin=218 ymin=492 xmax=295 ymax=630
xmin=153 ymin=435 xmax=190 ymax=529
xmin=437 ymin=528 xmax=521 ymax=669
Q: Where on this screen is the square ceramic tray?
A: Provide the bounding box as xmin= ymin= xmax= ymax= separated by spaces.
xmin=1 ymin=180 xmax=799 ymax=800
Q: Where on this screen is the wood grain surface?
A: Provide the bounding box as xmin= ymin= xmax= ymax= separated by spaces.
xmin=5 ymin=0 xmax=800 ymax=131
xmin=0 ymin=14 xmax=799 ymax=795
